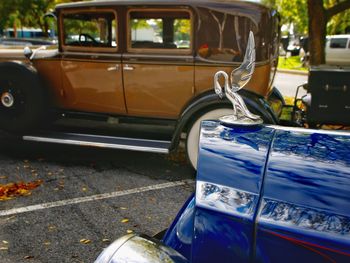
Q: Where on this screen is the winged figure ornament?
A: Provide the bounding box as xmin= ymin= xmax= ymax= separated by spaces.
xmin=214 ymin=31 xmax=263 ymax=126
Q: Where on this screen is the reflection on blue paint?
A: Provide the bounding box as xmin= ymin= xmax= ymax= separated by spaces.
xmin=260 ymin=198 xmax=350 ymax=236
xmin=196 ymin=181 xmax=258 ymax=219
xmin=198 ymin=121 xmax=275 ymax=194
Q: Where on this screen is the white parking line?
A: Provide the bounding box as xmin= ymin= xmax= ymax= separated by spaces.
xmin=0 ymin=179 xmax=194 ymax=217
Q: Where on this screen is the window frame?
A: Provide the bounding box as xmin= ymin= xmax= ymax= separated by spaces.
xmin=60 ymin=8 xmax=118 ymax=53
xmin=126 ymin=8 xmax=193 ymax=55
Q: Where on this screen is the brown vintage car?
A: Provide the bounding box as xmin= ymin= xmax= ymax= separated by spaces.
xmin=0 ymin=0 xmax=281 ymax=169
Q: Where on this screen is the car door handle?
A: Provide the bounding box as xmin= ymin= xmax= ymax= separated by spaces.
xmin=123 ymin=64 xmax=135 ymax=71
xmin=107 ymin=65 xmax=120 ymax=71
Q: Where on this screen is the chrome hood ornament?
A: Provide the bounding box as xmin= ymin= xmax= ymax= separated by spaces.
xmin=214 ymin=31 xmax=263 ymax=126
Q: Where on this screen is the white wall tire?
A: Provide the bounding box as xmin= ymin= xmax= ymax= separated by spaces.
xmin=186 ymin=108 xmax=233 ymax=170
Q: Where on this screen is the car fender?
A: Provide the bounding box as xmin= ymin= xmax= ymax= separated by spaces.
xmin=169 ymin=90 xmax=278 ymax=150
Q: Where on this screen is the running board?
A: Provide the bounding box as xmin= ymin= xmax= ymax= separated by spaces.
xmin=23 ymin=132 xmax=171 ymax=154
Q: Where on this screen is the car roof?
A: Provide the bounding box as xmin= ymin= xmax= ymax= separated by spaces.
xmin=55 ymin=0 xmax=265 ymax=10
xmin=327 ymin=34 xmax=350 ymax=39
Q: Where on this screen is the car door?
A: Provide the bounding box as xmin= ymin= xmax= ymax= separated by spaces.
xmin=59 ymin=9 xmax=126 ymax=115
xmin=255 ymin=129 xmax=350 ymax=262
xmin=122 ymin=7 xmax=194 ymax=119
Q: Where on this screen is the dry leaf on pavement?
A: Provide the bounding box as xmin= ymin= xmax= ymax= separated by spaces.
xmin=0 ymin=180 xmax=43 ymax=201
xmin=80 ymin=239 xmax=91 ymax=244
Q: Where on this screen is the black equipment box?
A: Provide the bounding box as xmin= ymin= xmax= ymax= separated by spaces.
xmin=308 ymin=67 xmax=350 ymax=125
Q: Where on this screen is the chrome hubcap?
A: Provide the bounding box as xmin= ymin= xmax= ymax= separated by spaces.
xmin=1 ymin=92 xmax=14 ymax=108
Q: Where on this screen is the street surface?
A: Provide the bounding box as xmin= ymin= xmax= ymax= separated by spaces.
xmin=0 ymin=136 xmax=194 ymax=263
xmin=274 ymin=71 xmax=308 ymax=98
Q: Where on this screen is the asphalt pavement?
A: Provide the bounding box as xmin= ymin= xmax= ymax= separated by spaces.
xmin=0 ymin=136 xmax=194 ymax=263
xmin=274 ymin=71 xmax=308 ymax=98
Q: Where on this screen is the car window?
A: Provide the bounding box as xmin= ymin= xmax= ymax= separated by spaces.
xmin=62 ymin=11 xmax=117 ymax=49
xmin=196 ymin=8 xmax=263 ymax=63
xmin=329 ymin=38 xmax=347 ymax=49
xmin=128 ymin=9 xmax=191 ymax=51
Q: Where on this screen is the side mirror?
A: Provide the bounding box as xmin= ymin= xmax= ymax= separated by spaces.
xmin=23 ymin=46 xmax=33 ymax=60
xmin=24 ymin=46 xmax=46 ymax=60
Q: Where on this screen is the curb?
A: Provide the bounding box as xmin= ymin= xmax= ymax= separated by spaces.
xmin=277 ymin=69 xmax=308 ymax=76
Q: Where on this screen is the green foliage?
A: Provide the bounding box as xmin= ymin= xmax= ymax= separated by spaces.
xmin=0 ymin=0 xmax=88 ymax=36
xmin=277 ymin=55 xmax=308 ymax=71
xmin=262 ymin=0 xmax=308 ymax=34
xmin=174 ymin=19 xmax=190 ymax=41
xmin=327 ymin=9 xmax=350 ymax=34
xmin=262 ymin=0 xmax=350 ymax=35
xmin=131 ymin=19 xmax=152 ymax=30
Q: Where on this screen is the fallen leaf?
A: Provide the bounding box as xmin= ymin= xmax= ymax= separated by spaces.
xmin=0 ymin=180 xmax=42 ymax=201
xmin=0 ymin=176 xmax=7 ymax=179
xmin=102 ymin=239 xmax=110 ymax=243
xmin=43 ymin=241 xmax=51 ymax=246
xmin=0 ymin=247 xmax=8 ymax=251
xmin=47 ymin=172 xmax=53 ymax=176
xmin=5 ymin=216 xmax=16 ymax=221
xmin=23 ymin=255 xmax=34 ymax=259
xmin=119 ymin=207 xmax=127 ymax=210
xmin=80 ymin=239 xmax=91 ymax=244
xmin=121 ymin=219 xmax=129 ymax=223
xmin=48 ymin=225 xmax=57 ymax=231
xmin=126 ymin=230 xmax=133 ymax=234
xmin=2 ymin=241 xmax=8 ymax=244
xmin=82 ymin=187 xmax=87 ymax=192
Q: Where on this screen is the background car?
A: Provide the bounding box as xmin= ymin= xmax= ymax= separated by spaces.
xmin=325 ymin=34 xmax=350 ymax=66
xmin=0 ymin=0 xmax=281 ymax=170
xmin=0 ymin=37 xmax=56 ymax=47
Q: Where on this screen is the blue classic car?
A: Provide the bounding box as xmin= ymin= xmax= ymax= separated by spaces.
xmin=94 ymin=32 xmax=350 ymax=263
xmin=95 ymin=121 xmax=350 ymax=263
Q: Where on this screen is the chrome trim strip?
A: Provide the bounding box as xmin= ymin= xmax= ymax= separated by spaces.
xmin=266 ymin=125 xmax=350 ymax=137
xmin=59 ymin=132 xmax=171 ymax=144
xmin=123 ymin=54 xmax=193 ymax=60
xmin=23 ymin=135 xmax=170 ymax=154
xmin=62 ymin=51 xmax=122 ymax=58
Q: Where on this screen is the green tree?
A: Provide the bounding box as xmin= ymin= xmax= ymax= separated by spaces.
xmin=262 ymin=0 xmax=308 ymax=34
xmin=308 ymin=0 xmax=350 ymax=65
xmin=263 ymin=0 xmax=350 ymax=65
xmin=0 ymin=0 xmax=86 ymax=37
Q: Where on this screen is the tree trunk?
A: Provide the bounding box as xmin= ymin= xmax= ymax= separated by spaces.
xmin=308 ymin=0 xmax=327 ymax=65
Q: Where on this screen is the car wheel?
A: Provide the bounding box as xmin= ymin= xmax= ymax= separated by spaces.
xmin=0 ymin=63 xmax=47 ymax=133
xmin=186 ymin=108 xmax=233 ymax=170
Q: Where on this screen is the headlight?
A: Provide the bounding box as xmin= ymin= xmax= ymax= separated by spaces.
xmin=95 ymin=234 xmax=188 ymax=263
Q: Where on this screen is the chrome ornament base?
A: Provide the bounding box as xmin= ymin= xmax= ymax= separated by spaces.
xmin=1 ymin=92 xmax=14 ymax=108
xmin=219 ymin=114 xmax=263 ymax=127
